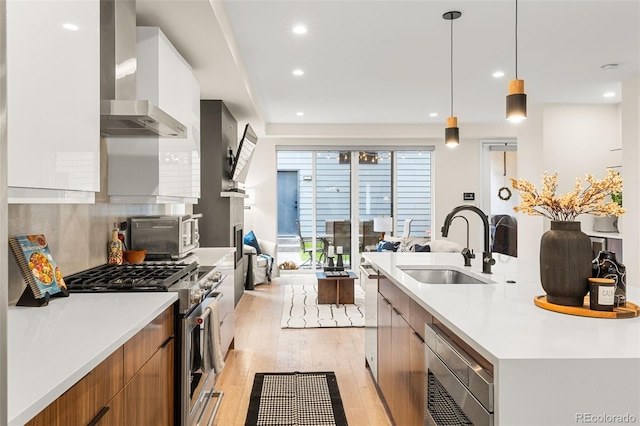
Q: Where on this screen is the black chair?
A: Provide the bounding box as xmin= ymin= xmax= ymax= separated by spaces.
xmin=296 ymin=220 xmax=326 ymax=268
xmin=491 ymin=215 xmax=518 ymax=257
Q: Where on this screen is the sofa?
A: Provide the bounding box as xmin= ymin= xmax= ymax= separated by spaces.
xmin=380 ymin=237 xmax=463 ymax=253
xmin=243 ymin=237 xmax=279 ymax=289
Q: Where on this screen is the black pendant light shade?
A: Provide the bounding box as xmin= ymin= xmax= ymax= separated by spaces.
xmin=506 ymin=0 xmax=527 ymax=122
xmin=443 ymin=11 xmax=461 ymax=147
xmin=506 ymin=91 xmax=527 ymax=123
xmin=445 ymin=117 xmax=459 ymax=147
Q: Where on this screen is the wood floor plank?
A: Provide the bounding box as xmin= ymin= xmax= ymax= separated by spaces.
xmin=212 ymin=276 xmax=391 ymax=426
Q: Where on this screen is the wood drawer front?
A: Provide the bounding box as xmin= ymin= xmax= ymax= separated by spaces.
xmin=55 ymin=346 xmax=124 ymax=426
xmin=124 ymin=305 xmax=174 ymax=382
xmin=25 ymin=402 xmax=58 ymax=426
xmin=99 ymin=389 xmax=125 ymax=426
xmin=408 ymin=297 xmax=432 ymax=340
xmin=379 ymin=277 xmax=409 ymax=317
xmin=124 ymin=337 xmax=174 ymax=425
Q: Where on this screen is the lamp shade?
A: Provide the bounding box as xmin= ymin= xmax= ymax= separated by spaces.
xmin=506 ymin=92 xmax=527 ymax=122
xmin=374 ymin=216 xmax=393 ymax=232
xmin=445 ymin=125 xmax=459 ymax=147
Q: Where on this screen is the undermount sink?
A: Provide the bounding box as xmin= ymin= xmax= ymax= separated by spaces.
xmin=398 ymin=266 xmax=495 ymax=284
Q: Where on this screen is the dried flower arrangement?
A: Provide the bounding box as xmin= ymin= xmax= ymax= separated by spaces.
xmin=510 ymin=169 xmax=625 ymax=222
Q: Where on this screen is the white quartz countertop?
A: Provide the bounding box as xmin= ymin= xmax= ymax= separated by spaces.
xmin=7 ymin=292 xmax=178 ymax=425
xmin=192 ymin=247 xmax=235 ymax=266
xmin=362 ymin=252 xmax=640 ymax=364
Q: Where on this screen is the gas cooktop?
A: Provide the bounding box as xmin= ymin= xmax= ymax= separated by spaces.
xmin=64 ymin=261 xmax=198 ymax=292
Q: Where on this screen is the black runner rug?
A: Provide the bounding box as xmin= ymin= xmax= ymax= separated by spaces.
xmin=245 ymin=371 xmax=348 ymax=426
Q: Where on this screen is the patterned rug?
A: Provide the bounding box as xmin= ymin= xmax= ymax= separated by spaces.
xmin=281 ymin=284 xmax=365 ymax=328
xmin=245 ymin=372 xmax=347 ymax=426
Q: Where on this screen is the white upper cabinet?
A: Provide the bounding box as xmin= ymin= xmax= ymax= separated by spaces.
xmin=107 ymin=27 xmax=200 ymax=204
xmin=7 ymin=0 xmax=100 ymax=203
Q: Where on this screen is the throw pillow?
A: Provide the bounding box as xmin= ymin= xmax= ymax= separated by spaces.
xmin=377 ymin=240 xmax=400 ymax=252
xmin=243 ymin=231 xmax=262 ymax=255
xmin=413 ymin=243 xmax=431 ymax=252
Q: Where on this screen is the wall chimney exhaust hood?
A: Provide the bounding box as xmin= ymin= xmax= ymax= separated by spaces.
xmin=100 ymin=0 xmax=186 ymax=138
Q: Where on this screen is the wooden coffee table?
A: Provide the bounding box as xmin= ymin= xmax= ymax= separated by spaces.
xmin=316 ymin=271 xmax=358 ymax=307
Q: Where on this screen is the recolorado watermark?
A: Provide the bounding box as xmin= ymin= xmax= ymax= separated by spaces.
xmin=576 ymin=413 xmax=637 ymax=424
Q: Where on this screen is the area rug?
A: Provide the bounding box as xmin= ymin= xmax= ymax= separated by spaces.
xmin=281 ymin=284 xmax=365 ymax=328
xmin=245 ymin=371 xmax=347 ymax=426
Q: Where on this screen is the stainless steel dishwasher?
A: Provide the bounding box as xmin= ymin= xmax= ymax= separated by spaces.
xmin=360 ymin=263 xmax=379 ymax=380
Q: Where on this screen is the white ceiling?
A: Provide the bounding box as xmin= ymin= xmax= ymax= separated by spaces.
xmin=137 ymin=0 xmax=639 ymax=132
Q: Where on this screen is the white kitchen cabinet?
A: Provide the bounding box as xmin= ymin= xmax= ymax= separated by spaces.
xmin=107 ymin=27 xmax=200 ymax=204
xmin=6 ymin=0 xmax=100 ymax=203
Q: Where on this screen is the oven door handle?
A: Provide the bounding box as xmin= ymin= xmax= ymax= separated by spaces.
xmin=190 ymin=292 xmax=223 ymax=325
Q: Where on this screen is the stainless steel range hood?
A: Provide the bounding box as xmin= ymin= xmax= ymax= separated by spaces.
xmin=100 ymin=0 xmax=186 ymax=138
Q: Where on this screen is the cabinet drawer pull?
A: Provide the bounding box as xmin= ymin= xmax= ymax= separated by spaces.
xmin=160 ymin=335 xmax=174 ymax=349
xmin=87 ymin=406 xmax=109 ymax=426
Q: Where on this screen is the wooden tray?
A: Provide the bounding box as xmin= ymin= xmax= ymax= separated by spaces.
xmin=534 ymin=295 xmax=640 ymax=319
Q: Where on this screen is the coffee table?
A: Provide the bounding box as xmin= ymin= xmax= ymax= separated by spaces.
xmin=316 ymin=271 xmax=357 ymax=307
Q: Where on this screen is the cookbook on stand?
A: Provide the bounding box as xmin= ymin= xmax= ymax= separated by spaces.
xmin=8 ymin=234 xmax=70 ymax=307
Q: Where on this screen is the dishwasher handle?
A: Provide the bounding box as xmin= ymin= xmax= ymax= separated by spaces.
xmin=359 ymin=264 xmax=378 ymax=279
xmin=425 ymin=323 xmax=494 ymax=412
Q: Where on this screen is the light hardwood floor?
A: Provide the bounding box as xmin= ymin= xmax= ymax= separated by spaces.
xmin=213 ymin=274 xmax=392 ymax=426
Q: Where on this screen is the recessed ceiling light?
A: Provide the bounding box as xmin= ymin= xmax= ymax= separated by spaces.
xmin=601 ymin=63 xmax=619 ymax=71
xmin=292 ymin=25 xmax=308 ymax=35
xmin=292 ymin=69 xmax=304 ymax=76
xmin=603 ymin=92 xmax=616 ymax=98
xmin=63 ymin=23 xmax=79 ymax=31
xmin=492 ymin=71 xmax=505 ymax=78
xmin=429 ymin=113 xmax=438 ymax=117
xmin=296 ymin=112 xmax=304 ymax=116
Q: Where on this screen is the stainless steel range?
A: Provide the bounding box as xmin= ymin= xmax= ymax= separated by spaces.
xmin=64 ymin=260 xmax=206 ymax=313
xmin=65 ymin=259 xmax=226 ymax=425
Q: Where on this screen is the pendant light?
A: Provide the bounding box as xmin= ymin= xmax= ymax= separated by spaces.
xmin=443 ymin=11 xmax=461 ymax=147
xmin=506 ymin=0 xmax=527 ymax=122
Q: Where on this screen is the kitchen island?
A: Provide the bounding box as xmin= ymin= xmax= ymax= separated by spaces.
xmin=363 ymin=252 xmax=640 ymax=426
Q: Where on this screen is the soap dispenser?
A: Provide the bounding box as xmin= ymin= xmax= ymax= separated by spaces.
xmin=108 ymin=222 xmax=123 ymax=265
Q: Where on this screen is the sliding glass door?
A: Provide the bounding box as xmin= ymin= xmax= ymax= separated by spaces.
xmin=276 ymin=147 xmax=432 ymax=272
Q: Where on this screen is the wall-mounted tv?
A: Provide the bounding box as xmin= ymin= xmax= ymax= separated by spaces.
xmin=229 ymin=123 xmax=258 ymax=184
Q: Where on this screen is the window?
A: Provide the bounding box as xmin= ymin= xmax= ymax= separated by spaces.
xmin=276 ymin=148 xmax=433 ymax=270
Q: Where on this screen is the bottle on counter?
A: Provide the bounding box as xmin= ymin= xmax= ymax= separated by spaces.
xmin=108 ymin=223 xmax=123 ymax=265
xmin=592 ymin=250 xmax=626 ymax=307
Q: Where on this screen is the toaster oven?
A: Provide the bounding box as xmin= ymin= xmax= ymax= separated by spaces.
xmin=130 ymin=214 xmax=202 ymax=259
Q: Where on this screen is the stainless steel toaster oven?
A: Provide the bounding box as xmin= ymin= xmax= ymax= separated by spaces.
xmin=130 ymin=214 xmax=202 ymax=259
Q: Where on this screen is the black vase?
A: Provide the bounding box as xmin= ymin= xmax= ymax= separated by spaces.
xmin=592 ymin=251 xmax=626 ymax=306
xmin=540 ymin=221 xmax=592 ymax=306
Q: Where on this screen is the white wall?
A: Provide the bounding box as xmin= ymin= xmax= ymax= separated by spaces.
xmin=516 ymin=102 xmax=633 ymax=284
xmin=1 ymin=1 xmax=8 ymax=420
xmin=434 ymin=137 xmax=484 ymax=252
xmin=516 ymin=105 xmax=546 ymax=264
xmin=543 ymin=104 xmax=620 ymax=232
xmin=621 ymin=76 xmax=640 ymax=287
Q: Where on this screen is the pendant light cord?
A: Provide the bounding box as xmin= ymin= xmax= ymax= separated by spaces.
xmin=515 ymin=0 xmax=519 ymax=79
xmin=450 ymin=17 xmax=454 ymax=117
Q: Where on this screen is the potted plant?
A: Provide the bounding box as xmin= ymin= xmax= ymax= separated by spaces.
xmin=593 ymin=190 xmax=623 ymax=232
xmin=511 ymin=169 xmax=625 ymax=306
